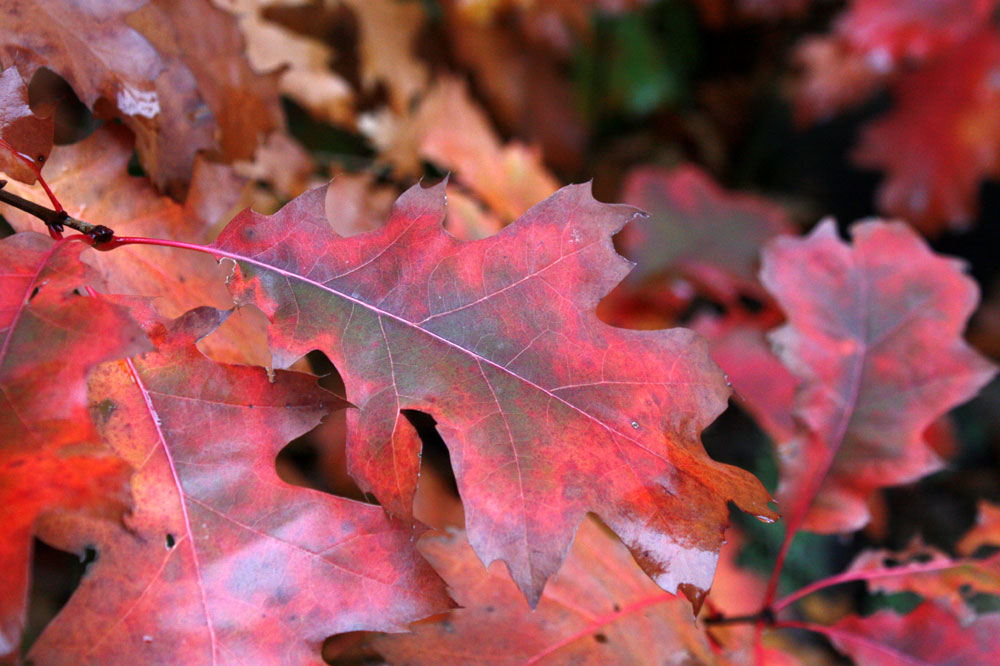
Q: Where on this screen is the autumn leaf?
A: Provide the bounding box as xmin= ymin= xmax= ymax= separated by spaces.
xmin=847 ymin=539 xmax=1000 ymax=624
xmin=343 ymin=0 xmax=428 ymax=115
xmin=24 ymin=303 xmax=451 ymax=665
xmin=440 ymin=0 xmax=586 ymax=170
xmin=367 ymin=76 xmax=559 ymax=222
xmin=958 ymin=500 xmax=1000 ymax=555
xmin=619 ymin=164 xmax=794 ymax=304
xmin=169 ymin=179 xmax=781 ymax=607
xmin=0 ymin=0 xmax=281 ymax=196
xmin=0 ymin=233 xmax=149 ymax=656
xmin=373 ymin=518 xmax=720 ymax=666
xmin=836 ymin=0 xmax=998 ymax=65
xmin=0 ymin=66 xmax=52 ymax=184
xmin=693 ymin=312 xmax=797 ymax=444
xmin=791 ymin=36 xmax=886 ymax=126
xmin=817 ymin=601 xmax=1000 ymax=665
xmin=852 ymin=30 xmax=1000 ymax=232
xmin=1 ymin=124 xmax=268 ymax=366
xmin=223 ymin=0 xmax=355 ymax=127
xmin=760 ymin=220 xmax=996 ymax=534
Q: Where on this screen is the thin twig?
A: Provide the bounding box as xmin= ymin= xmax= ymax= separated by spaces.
xmin=0 ymin=180 xmax=114 ymax=243
xmin=702 ymin=608 xmax=775 ymax=627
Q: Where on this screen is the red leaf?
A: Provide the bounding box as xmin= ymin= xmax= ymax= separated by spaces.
xmin=823 ymin=602 xmax=1000 ymax=665
xmin=847 ymin=539 xmax=1000 ymax=624
xmin=0 ymin=233 xmax=149 ymax=655
xmin=372 ymin=518 xmax=720 ymax=665
xmin=620 ymin=165 xmax=794 ymax=304
xmin=204 ymin=181 xmax=776 ymax=606
xmin=0 ymin=66 xmax=53 ymax=184
xmin=760 ymin=220 xmax=995 ymax=533
xmin=693 ymin=312 xmax=798 ymax=444
xmin=2 ymin=125 xmax=268 ymax=366
xmin=837 ymin=0 xmax=998 ymax=64
xmin=853 ymin=30 xmax=1000 ymax=232
xmin=26 ymin=304 xmax=451 ymax=665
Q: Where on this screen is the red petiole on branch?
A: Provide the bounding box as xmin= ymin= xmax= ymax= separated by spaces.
xmin=0 ymin=137 xmax=64 ymax=217
xmin=0 ymin=179 xmax=114 ymax=244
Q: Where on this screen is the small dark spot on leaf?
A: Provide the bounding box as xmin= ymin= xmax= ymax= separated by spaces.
xmin=29 ymin=286 xmax=40 ymax=301
xmin=485 ymin=605 xmax=495 ymax=613
xmin=37 ymin=154 xmax=45 ymax=163
xmin=612 ymin=603 xmax=621 ymax=612
xmin=96 ymin=399 xmax=116 ymax=422
xmin=248 ymin=404 xmax=254 ymax=409
xmin=165 ymin=534 xmax=176 ymax=549
xmin=594 ymin=633 xmax=608 ymax=643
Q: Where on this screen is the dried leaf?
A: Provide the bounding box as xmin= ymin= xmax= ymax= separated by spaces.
xmin=0 ymin=66 xmax=53 ymax=184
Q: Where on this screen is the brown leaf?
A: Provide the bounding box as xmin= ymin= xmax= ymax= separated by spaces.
xmin=0 ymin=66 xmax=53 ymax=184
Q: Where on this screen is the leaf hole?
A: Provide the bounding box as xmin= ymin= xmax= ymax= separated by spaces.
xmin=165 ymin=534 xmax=176 ymax=549
xmin=594 ymin=633 xmax=608 ymax=643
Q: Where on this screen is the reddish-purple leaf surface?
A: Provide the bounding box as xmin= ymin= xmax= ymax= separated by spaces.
xmin=0 ymin=233 xmax=149 ymax=656
xmin=847 ymin=540 xmax=1000 ymax=624
xmin=619 ymin=164 xmax=794 ymax=303
xmin=196 ymin=180 xmax=776 ymax=606
xmin=836 ymin=0 xmax=998 ymax=64
xmin=820 ymin=601 xmax=1000 ymax=665
xmin=693 ymin=312 xmax=798 ymax=444
xmin=852 ymin=30 xmax=1000 ymax=232
xmin=760 ymin=220 xmax=996 ymax=534
xmin=373 ymin=518 xmax=719 ymax=666
xmin=26 ymin=303 xmax=451 ymax=665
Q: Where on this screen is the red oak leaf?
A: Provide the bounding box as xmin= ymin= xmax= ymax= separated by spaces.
xmin=760 ymin=220 xmax=995 ymax=534
xmin=820 ymin=601 xmax=1000 ymax=665
xmin=836 ymin=0 xmax=998 ymax=65
xmin=25 ymin=303 xmax=451 ymax=665
xmin=852 ymin=30 xmax=1000 ymax=233
xmin=847 ymin=539 xmax=1000 ymax=624
xmin=372 ymin=518 xmax=720 ymax=665
xmin=0 ymin=66 xmax=53 ymax=184
xmin=619 ymin=164 xmax=794 ymax=304
xmin=196 ymin=180 xmax=775 ymax=606
xmin=0 ymin=233 xmax=149 ymax=656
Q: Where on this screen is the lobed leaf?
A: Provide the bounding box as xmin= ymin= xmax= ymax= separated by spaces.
xmin=26 ymin=303 xmax=451 ymax=665
xmin=761 ymin=220 xmax=996 ymax=533
xmin=209 ymin=180 xmax=776 ymax=606
xmin=0 ymin=233 xmax=149 ymax=655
